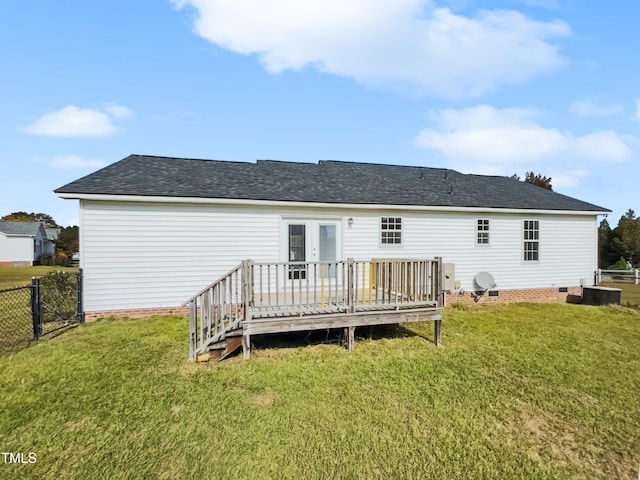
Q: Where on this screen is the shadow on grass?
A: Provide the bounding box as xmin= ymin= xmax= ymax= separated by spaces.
xmin=0 ymin=338 xmax=37 ymax=355
xmin=249 ymin=324 xmax=419 ymax=354
xmin=0 ymin=323 xmax=79 ymax=356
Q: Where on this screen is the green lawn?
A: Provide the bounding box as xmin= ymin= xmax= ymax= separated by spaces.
xmin=600 ymin=282 xmax=640 ymax=308
xmin=0 ymin=266 xmax=78 ymax=290
xmin=0 ymin=267 xmax=79 ymax=348
xmin=0 ymin=303 xmax=639 ymax=479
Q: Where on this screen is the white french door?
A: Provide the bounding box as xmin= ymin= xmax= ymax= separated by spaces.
xmin=283 ymin=219 xmax=342 ymax=278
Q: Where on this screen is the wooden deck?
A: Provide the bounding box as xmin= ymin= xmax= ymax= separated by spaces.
xmin=185 ymin=258 xmax=444 ymax=361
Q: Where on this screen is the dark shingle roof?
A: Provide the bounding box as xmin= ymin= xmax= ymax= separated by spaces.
xmin=45 ymin=228 xmax=61 ymax=241
xmin=0 ymin=221 xmax=43 ymax=237
xmin=55 ymin=154 xmax=609 ymax=213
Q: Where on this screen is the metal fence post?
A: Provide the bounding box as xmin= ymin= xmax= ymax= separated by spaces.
xmin=76 ymin=269 xmax=85 ymax=323
xmin=31 ymin=277 xmax=42 ymax=339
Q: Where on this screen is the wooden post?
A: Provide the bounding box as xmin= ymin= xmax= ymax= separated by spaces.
xmin=361 ymin=262 xmax=365 ymax=306
xmin=344 ymin=326 xmax=355 ymax=351
xmin=243 ymin=332 xmax=251 ymax=360
xmin=434 ymin=319 xmax=442 ymax=347
xmin=189 ymin=300 xmax=197 ymax=362
xmin=321 ymin=264 xmax=325 ymax=307
xmin=200 ymin=292 xmax=208 ymax=343
xmin=435 ymin=257 xmax=443 ymax=347
xmin=241 ymin=260 xmax=253 ymax=360
xmin=368 ymin=263 xmax=373 ymax=305
xmin=436 ymin=257 xmax=443 ymax=308
xmin=347 ymin=258 xmax=355 ymax=314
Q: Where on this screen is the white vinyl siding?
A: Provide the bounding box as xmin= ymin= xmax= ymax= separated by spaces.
xmin=80 ymin=200 xmax=598 ymax=312
xmin=343 ymin=212 xmax=596 ymax=291
xmin=0 ymin=235 xmax=34 ymax=263
xmin=80 ymin=201 xmax=280 ymax=310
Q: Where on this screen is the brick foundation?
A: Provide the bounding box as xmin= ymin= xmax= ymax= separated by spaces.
xmin=83 ymin=286 xmax=584 ymax=320
xmin=0 ymin=261 xmax=32 ymax=267
xmin=446 ymin=286 xmax=583 ymax=305
xmin=84 ymin=306 xmax=190 ymax=322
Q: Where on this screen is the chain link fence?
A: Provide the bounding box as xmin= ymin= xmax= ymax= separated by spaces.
xmin=34 ymin=271 xmax=84 ymax=336
xmin=0 ymin=271 xmax=84 ymax=351
xmin=0 ymin=285 xmax=36 ymax=348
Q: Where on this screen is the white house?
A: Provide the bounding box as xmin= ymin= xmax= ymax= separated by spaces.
xmin=0 ymin=221 xmax=55 ymax=267
xmin=55 ymin=155 xmax=609 ymax=319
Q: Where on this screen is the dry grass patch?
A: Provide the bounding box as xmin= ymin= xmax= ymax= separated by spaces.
xmin=503 ymin=405 xmax=630 ymax=480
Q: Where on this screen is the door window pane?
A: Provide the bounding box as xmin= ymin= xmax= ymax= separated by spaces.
xmin=319 ymin=224 xmax=336 ymax=277
xmin=288 ymin=224 xmax=306 ymax=279
xmin=288 ymin=224 xmax=305 ymax=261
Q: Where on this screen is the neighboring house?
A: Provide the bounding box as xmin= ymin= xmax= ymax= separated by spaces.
xmin=0 ymin=221 xmax=55 ymax=266
xmin=55 ymin=154 xmax=610 ymax=319
xmin=45 ymin=227 xmax=61 ymax=245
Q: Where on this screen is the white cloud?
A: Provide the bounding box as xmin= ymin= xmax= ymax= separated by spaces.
xmin=573 ymin=131 xmax=633 ymax=161
xmin=23 ymin=104 xmax=132 ymax=137
xmin=415 ymin=105 xmax=633 ymax=182
xmin=173 ymin=0 xmax=570 ymax=98
xmin=548 ymin=170 xmax=588 ymax=188
xmin=50 ymin=155 xmax=107 ymax=169
xmin=570 ymin=100 xmax=623 ymax=117
xmin=521 ymin=0 xmax=559 ymax=8
xmin=104 ymin=103 xmax=133 ymax=119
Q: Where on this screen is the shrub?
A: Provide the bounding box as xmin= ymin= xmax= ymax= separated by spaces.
xmin=39 ymin=271 xmax=77 ymax=323
xmin=35 ymin=254 xmax=52 ymax=266
xmin=608 ymin=256 xmax=632 ymax=270
xmin=54 ymin=250 xmax=71 ymax=267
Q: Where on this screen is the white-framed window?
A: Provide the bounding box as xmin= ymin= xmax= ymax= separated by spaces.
xmin=381 ymin=217 xmax=402 ymax=245
xmin=476 ymin=219 xmax=490 ymax=245
xmin=523 ymin=220 xmax=539 ymax=261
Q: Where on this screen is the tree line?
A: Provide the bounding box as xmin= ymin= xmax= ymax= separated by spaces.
xmin=1 ymin=211 xmax=79 ymax=266
xmin=599 ymin=210 xmax=640 ymax=269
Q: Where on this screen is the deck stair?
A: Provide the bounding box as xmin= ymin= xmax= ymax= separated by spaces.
xmin=184 ymin=258 xmax=444 ymax=361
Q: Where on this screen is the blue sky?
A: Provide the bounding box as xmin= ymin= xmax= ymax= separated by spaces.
xmin=1 ymin=0 xmax=638 ymax=226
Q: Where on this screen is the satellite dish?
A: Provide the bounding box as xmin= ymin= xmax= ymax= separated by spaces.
xmin=474 ymin=272 xmax=496 ymax=291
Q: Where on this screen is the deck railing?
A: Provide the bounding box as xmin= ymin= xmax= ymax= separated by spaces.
xmin=251 ymin=258 xmax=441 ymax=316
xmin=186 ymin=258 xmax=442 ymax=361
xmin=185 ymin=264 xmax=244 ymax=361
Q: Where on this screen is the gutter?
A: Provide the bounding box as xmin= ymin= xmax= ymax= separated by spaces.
xmin=55 ymin=192 xmax=610 ymax=216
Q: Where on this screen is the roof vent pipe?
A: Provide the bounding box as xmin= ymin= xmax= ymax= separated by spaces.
xmin=449 ymin=185 xmax=454 ymax=195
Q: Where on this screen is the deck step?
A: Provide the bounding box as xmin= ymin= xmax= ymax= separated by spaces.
xmin=218 ymin=336 xmax=243 ymax=361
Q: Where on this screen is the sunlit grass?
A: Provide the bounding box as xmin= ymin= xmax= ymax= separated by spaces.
xmin=0 ymin=304 xmax=639 ymax=479
xmin=600 ymin=281 xmax=640 ymax=308
xmin=0 ymin=266 xmax=78 ymax=290
xmin=0 ymin=267 xmax=79 ymax=348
